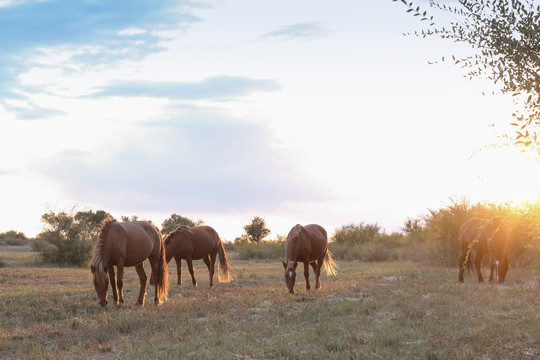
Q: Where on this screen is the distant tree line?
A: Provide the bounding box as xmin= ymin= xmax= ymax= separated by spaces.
xmin=6 ymin=201 xmax=539 ymax=268
xmin=27 ymin=210 xmax=270 ymax=267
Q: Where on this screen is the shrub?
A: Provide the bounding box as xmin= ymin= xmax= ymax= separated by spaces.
xmin=332 ymin=223 xmax=381 ymax=245
xmin=236 ymin=239 xmax=284 ymax=260
xmin=330 ymin=223 xmax=409 ymax=262
xmin=0 ymin=230 xmax=29 ymax=246
xmin=33 ymin=209 xmax=109 ymax=267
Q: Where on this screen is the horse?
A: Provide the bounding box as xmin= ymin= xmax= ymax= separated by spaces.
xmin=163 ymin=225 xmax=233 ymax=287
xmin=282 ymin=224 xmax=337 ymax=294
xmin=458 ymin=217 xmax=510 ymax=283
xmin=90 ymin=217 xmax=168 ymax=306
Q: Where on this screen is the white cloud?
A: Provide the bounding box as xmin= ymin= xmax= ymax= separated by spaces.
xmin=118 ymin=28 xmax=147 ymax=36
xmin=38 ymin=105 xmax=329 ymax=216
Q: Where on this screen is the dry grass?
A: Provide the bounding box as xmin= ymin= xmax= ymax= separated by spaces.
xmin=0 ymin=250 xmax=539 ymax=359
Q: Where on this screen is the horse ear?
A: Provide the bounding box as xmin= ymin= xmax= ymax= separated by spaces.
xmin=90 ymin=264 xmax=95 ymax=273
xmin=282 ymin=261 xmax=287 ymax=269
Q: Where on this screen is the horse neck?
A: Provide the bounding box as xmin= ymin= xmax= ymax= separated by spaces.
xmin=286 ymin=235 xmax=301 ymax=262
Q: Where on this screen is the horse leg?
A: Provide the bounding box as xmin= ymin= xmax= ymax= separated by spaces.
xmin=116 ymin=259 xmax=125 ymax=304
xmin=135 ymin=263 xmax=147 ymax=306
xmin=203 ymin=255 xmax=214 ymax=288
xmin=303 ymin=261 xmax=311 ymax=291
xmin=474 ymin=252 xmax=484 ymax=283
xmin=458 ymin=250 xmax=466 ymax=283
xmin=210 ymin=250 xmax=218 ymax=287
xmin=174 ymin=255 xmax=182 ymax=286
xmin=108 ymin=266 xmax=118 ymax=305
xmin=312 ymin=257 xmax=323 ymax=290
xmin=186 ymin=256 xmax=197 ymax=287
xmin=310 ymin=262 xmax=319 ymax=290
xmin=488 ymin=257 xmax=495 ymax=283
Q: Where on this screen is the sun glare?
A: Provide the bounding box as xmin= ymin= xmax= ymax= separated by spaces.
xmin=470 ymin=147 xmax=540 ymax=205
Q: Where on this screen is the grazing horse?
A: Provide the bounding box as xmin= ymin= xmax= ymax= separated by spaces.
xmin=90 ymin=217 xmax=168 ymax=306
xmin=458 ymin=217 xmax=510 ymax=283
xmin=164 ymin=225 xmax=233 ymax=287
xmin=282 ymin=224 xmax=337 ymax=294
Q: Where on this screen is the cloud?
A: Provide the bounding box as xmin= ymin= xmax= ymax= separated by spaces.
xmin=39 ymin=106 xmax=327 ymax=213
xmin=91 ymin=75 xmax=281 ymax=100
xmin=0 ymin=0 xmax=197 ymax=52
xmin=3 ymin=101 xmax=65 ymax=120
xmin=0 ymin=0 xmax=202 ymax=119
xmin=0 ymin=169 xmax=15 ymax=176
xmin=259 ymin=22 xmax=329 ymax=41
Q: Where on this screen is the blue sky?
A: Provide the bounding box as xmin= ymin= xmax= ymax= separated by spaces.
xmin=1 ymin=0 xmax=539 ymax=239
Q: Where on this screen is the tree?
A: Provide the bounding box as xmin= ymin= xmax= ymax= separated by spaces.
xmin=395 ymin=0 xmax=540 ymax=149
xmin=160 ymin=214 xmax=204 ymax=235
xmin=243 ymin=216 xmax=271 ymax=244
xmin=32 ymin=209 xmax=110 ymax=267
xmin=0 ymin=230 xmax=28 ymax=246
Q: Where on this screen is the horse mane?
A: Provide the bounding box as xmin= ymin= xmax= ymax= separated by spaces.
xmin=164 ymin=225 xmax=192 ymax=245
xmin=91 ymin=216 xmax=117 ymax=286
xmin=285 ymin=224 xmax=303 ymax=267
xmin=289 ymin=224 xmax=303 ymax=240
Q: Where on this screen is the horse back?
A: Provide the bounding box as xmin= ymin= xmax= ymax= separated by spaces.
xmin=303 ymin=224 xmax=328 ymax=259
xmin=181 ymin=226 xmax=218 ymax=260
xmin=487 ymin=219 xmax=510 ymax=258
xmin=459 ymin=218 xmax=489 ymax=253
xmin=109 ymin=221 xmax=159 ymax=267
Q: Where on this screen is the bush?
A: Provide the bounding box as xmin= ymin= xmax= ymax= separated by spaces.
xmin=330 ymin=223 xmax=410 ymax=262
xmin=33 ymin=209 xmax=109 ymax=267
xmin=332 ymin=223 xmax=381 ymax=245
xmin=0 ymin=230 xmax=29 ymax=246
xmin=236 ymin=239 xmax=285 ymax=260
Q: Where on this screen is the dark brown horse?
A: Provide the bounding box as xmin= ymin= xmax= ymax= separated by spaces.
xmin=90 ymin=217 xmax=168 ymax=306
xmin=458 ymin=217 xmax=510 ymax=283
xmin=282 ymin=224 xmax=337 ymax=294
xmin=164 ymin=225 xmax=233 ymax=287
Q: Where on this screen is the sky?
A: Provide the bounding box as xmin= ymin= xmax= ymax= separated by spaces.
xmin=1 ymin=0 xmax=540 ymax=240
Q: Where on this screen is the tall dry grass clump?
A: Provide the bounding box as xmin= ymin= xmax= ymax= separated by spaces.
xmin=421 ymin=197 xmax=540 ymax=268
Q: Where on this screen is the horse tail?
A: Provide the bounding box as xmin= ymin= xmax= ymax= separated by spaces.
xmin=154 ymin=229 xmax=169 ymax=304
xmin=323 ymin=248 xmax=338 ymax=276
xmin=464 ymin=251 xmax=475 ymax=274
xmin=217 ymin=235 xmax=233 ymax=282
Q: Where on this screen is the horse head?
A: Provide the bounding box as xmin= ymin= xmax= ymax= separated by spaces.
xmin=496 ymin=257 xmax=509 ymax=283
xmin=282 ymin=260 xmax=297 ymax=294
xmin=90 ymin=263 xmax=109 ymax=306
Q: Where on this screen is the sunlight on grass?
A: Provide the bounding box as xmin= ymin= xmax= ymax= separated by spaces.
xmin=0 ymin=255 xmax=538 ymax=359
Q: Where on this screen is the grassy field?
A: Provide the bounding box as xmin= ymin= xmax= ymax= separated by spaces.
xmin=0 ymin=248 xmax=539 ymax=360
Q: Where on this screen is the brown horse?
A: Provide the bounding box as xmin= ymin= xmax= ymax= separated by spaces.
xmin=282 ymin=224 xmax=337 ymax=294
xmin=458 ymin=217 xmax=510 ymax=283
xmin=164 ymin=225 xmax=233 ymax=287
xmin=90 ymin=217 xmax=168 ymax=306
